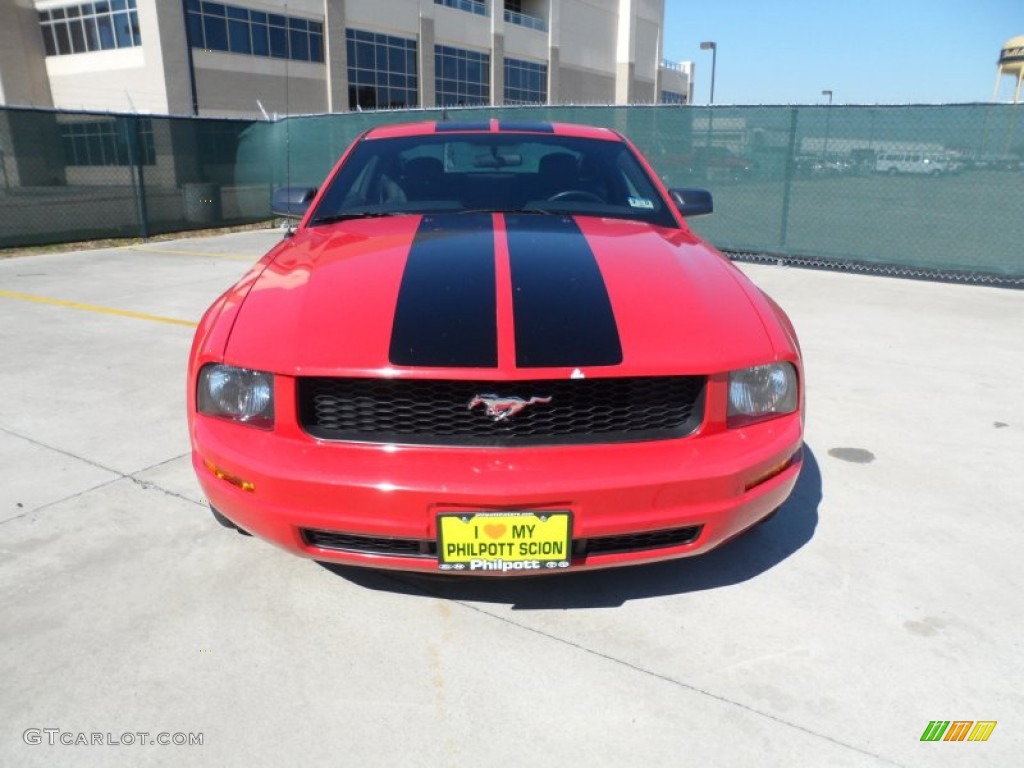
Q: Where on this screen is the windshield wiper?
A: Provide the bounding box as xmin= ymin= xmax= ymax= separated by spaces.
xmin=310 ymin=211 xmax=408 ymax=225
xmin=456 ymin=207 xmax=556 ymax=216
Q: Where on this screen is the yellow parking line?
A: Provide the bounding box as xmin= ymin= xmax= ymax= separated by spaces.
xmin=130 ymin=246 xmax=257 ymax=261
xmin=0 ymin=290 xmax=198 ymax=327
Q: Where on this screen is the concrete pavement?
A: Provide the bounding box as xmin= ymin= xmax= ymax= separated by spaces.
xmin=1 ymin=230 xmax=1021 ymax=767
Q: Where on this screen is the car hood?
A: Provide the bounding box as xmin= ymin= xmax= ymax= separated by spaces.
xmin=224 ymin=214 xmax=775 ymax=377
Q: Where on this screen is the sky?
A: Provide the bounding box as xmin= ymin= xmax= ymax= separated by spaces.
xmin=662 ymin=0 xmax=1024 ymax=105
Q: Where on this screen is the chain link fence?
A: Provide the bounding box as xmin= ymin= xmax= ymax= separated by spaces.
xmin=2 ymin=103 xmax=1022 ymax=283
xmin=0 ymin=107 xmax=265 ymax=247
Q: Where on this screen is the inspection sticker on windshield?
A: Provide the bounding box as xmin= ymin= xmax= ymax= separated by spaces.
xmin=437 ymin=511 xmax=572 ymax=573
xmin=628 ymin=196 xmax=654 ymax=209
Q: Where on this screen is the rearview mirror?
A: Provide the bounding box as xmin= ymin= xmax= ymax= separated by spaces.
xmin=669 ymin=188 xmax=713 ymax=218
xmin=272 ymin=185 xmax=317 ymax=218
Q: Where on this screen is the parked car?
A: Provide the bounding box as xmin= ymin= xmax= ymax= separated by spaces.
xmin=875 ymin=152 xmax=961 ymax=175
xmin=968 ymin=154 xmax=1022 ymax=172
xmin=188 ymin=120 xmax=804 ymax=575
xmin=795 ymin=156 xmax=856 ymax=177
xmin=678 ymin=146 xmax=757 ymax=180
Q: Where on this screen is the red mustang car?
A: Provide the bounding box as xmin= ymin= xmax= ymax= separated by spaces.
xmin=188 ymin=119 xmax=803 ymax=575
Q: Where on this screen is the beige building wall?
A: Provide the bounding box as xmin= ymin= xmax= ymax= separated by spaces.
xmin=555 ymin=0 xmax=618 ymax=103
xmin=503 ymin=21 xmax=547 ymax=62
xmin=5 ymin=0 xmax=685 ymax=116
xmin=613 ymin=0 xmax=662 ymax=103
xmin=346 ymin=0 xmax=421 ymax=36
xmin=189 ymin=0 xmax=328 ymax=117
xmin=192 ymin=54 xmax=327 ymax=118
xmin=0 ymin=0 xmax=54 ymax=108
xmin=418 ymin=15 xmax=437 ymax=108
xmin=553 ymin=0 xmax=666 ymax=105
xmin=45 ymin=48 xmax=161 ymax=113
xmin=323 ymin=0 xmax=346 ymax=112
xmin=556 ymin=67 xmax=617 ymax=105
xmin=660 ymin=61 xmax=693 ymax=103
xmin=431 ymin=3 xmax=491 ymax=49
xmin=42 ymin=0 xmax=174 ymax=113
xmin=633 ymin=0 xmax=664 ymax=82
xmin=632 ymin=17 xmax=660 ymax=100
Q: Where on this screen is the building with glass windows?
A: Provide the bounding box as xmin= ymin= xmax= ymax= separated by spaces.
xmin=0 ymin=0 xmax=693 ymax=117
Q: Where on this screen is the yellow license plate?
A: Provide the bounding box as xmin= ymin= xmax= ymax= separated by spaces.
xmin=437 ymin=511 xmax=572 ymax=573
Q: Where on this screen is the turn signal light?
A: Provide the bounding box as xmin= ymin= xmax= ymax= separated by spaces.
xmin=744 ymin=448 xmax=802 ymax=491
xmin=203 ymin=458 xmax=256 ymax=493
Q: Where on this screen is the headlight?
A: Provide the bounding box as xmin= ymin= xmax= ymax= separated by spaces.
xmin=197 ymin=364 xmax=274 ymax=429
xmin=728 ymin=362 xmax=798 ymax=427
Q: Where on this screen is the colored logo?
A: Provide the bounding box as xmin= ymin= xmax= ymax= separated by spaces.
xmin=920 ymin=721 xmax=997 ymax=742
xmin=467 ymin=394 xmax=552 ymax=422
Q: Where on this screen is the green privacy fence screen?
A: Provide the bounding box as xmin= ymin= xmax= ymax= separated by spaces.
xmin=2 ymin=103 xmax=1022 ymax=281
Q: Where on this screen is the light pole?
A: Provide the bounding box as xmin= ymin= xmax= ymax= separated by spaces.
xmin=700 ymin=41 xmax=717 ymax=104
xmin=821 ymin=89 xmax=833 ymax=160
xmin=700 ymin=41 xmax=717 ymax=154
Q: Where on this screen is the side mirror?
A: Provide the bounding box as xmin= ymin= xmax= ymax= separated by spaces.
xmin=272 ymin=185 xmax=317 ymax=218
xmin=669 ymin=188 xmax=713 ymax=218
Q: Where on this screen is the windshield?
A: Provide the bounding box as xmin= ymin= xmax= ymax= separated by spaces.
xmin=309 ymin=132 xmax=678 ymax=227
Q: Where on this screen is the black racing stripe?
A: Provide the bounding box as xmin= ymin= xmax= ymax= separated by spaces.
xmin=497 ymin=120 xmax=554 ymax=133
xmin=389 ymin=214 xmax=497 ymax=368
xmin=506 ymin=215 xmax=622 ymax=368
xmin=435 ymin=120 xmax=491 ymax=133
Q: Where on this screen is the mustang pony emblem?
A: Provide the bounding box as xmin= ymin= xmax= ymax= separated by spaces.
xmin=468 ymin=395 xmax=552 ymax=422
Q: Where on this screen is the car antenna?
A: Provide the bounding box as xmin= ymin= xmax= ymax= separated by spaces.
xmin=283 ymin=3 xmax=294 ymax=239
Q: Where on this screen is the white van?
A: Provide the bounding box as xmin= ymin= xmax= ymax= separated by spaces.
xmin=875 ymin=152 xmax=959 ymax=176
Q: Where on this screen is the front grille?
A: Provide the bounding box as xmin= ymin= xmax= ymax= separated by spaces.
xmin=581 ymin=525 xmax=703 ymax=555
xmin=302 ymin=529 xmax=437 ymax=558
xmin=297 ymin=376 xmax=705 ymax=446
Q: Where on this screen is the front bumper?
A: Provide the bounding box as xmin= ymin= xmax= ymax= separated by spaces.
xmin=191 ymin=412 xmax=803 ymax=574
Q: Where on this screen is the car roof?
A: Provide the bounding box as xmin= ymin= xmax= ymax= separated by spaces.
xmin=364 ymin=120 xmax=621 ymax=142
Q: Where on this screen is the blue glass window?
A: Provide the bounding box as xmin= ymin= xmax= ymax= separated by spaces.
xmin=268 ymin=24 xmax=287 ymax=58
xmin=185 ymin=2 xmax=324 ymax=62
xmin=187 ymin=12 xmax=203 ymax=47
xmin=435 ymin=45 xmax=490 ymax=107
xmin=433 ymin=0 xmax=487 ymax=17
xmin=503 ymin=57 xmax=547 ymax=105
xmin=53 ymin=22 xmax=71 ymax=54
xmin=202 ymin=14 xmax=228 ymax=50
xmin=346 ymin=29 xmax=418 ymax=110
xmin=60 ymin=118 xmax=155 ymax=166
xmin=289 ymin=24 xmax=309 ymax=61
xmin=113 ymin=11 xmax=134 ymax=47
xmin=251 ymin=21 xmax=269 ymax=56
xmin=228 ymin=18 xmax=251 ymax=54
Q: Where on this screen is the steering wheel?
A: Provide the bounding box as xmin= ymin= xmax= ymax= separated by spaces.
xmin=547 ymin=190 xmax=605 ymax=203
